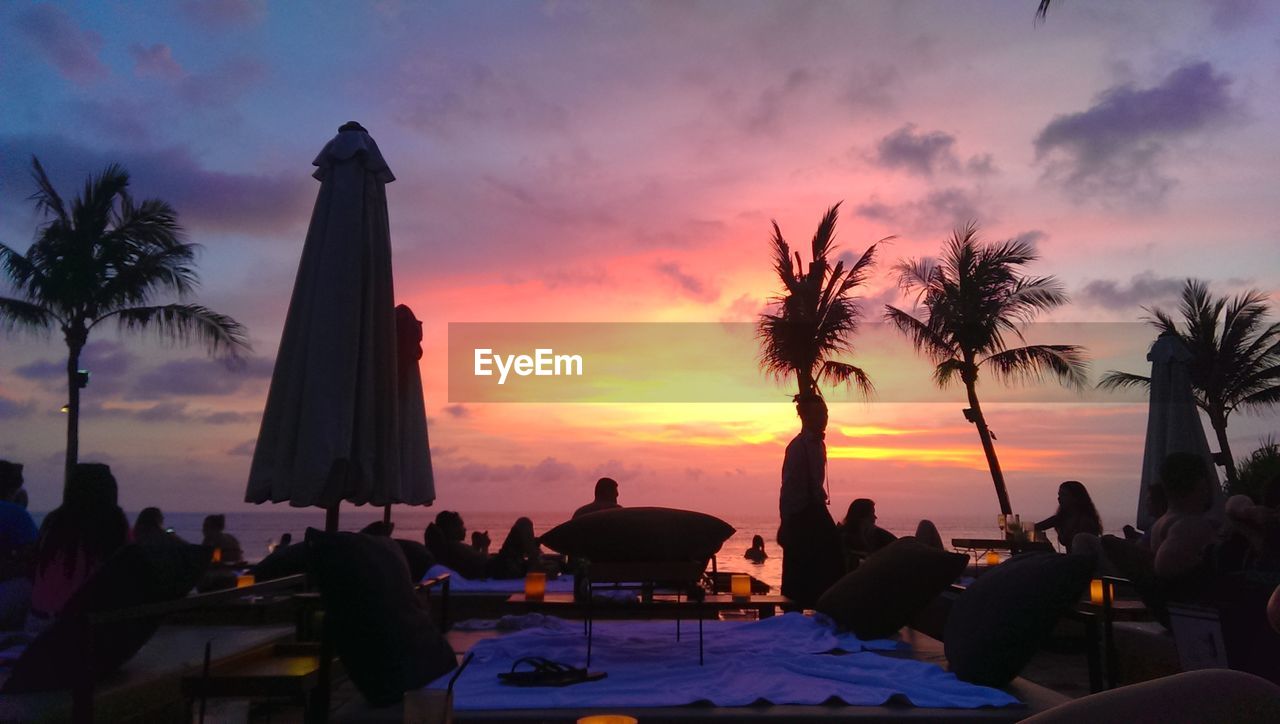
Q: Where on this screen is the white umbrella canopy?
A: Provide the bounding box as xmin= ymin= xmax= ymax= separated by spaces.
xmin=1136 ymin=331 xmax=1223 ymax=530
xmin=246 ymin=122 xmax=432 ymax=510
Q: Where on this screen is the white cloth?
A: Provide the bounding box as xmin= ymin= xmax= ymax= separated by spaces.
xmin=430 ymin=613 xmax=1018 ymax=710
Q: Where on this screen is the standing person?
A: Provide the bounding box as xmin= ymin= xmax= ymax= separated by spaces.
xmin=0 ymin=461 xmax=38 ymax=629
xmin=30 ymin=463 xmax=129 ymax=630
xmin=572 ymin=477 xmax=622 ymax=518
xmin=778 ymin=393 xmax=843 ymax=607
xmin=1035 ymin=480 xmax=1104 ymax=553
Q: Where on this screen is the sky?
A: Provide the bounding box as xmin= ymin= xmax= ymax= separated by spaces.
xmin=1 ymin=0 xmax=1278 ymax=525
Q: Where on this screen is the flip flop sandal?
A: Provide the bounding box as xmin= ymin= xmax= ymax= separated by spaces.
xmin=497 ymin=656 xmax=607 ymax=687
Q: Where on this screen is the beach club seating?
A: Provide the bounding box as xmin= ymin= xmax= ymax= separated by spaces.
xmin=537 ymin=507 xmax=736 ymax=665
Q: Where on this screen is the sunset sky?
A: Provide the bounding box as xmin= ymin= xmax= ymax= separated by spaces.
xmin=2 ymin=1 xmax=1278 ymax=525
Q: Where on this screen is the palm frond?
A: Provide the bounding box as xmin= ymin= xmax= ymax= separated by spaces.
xmin=1096 ymin=370 xmax=1152 ymax=392
xmin=97 ymin=304 xmax=251 ymax=360
xmin=981 ymin=344 xmax=1089 ymax=391
xmin=0 ymin=296 xmax=54 ymax=331
xmin=884 ymin=304 xmax=955 ymax=364
xmin=28 ymin=157 xmax=68 ymax=222
xmin=818 ymin=359 xmax=874 ymax=398
xmin=933 ymin=358 xmax=968 ymax=388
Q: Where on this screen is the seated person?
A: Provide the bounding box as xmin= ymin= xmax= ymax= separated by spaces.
xmin=1036 ymin=480 xmax=1104 ymax=553
xmin=573 ymin=477 xmax=622 ymax=518
xmin=1150 ymin=452 xmax=1219 ymax=580
xmin=1217 ymin=473 xmax=1280 ymax=573
xmin=424 ymin=511 xmax=540 ymax=580
xmin=202 ymin=514 xmax=244 ymax=565
xmin=132 ymin=507 xmax=182 ymax=546
xmin=744 ymin=534 xmax=768 ymax=564
xmin=0 ymin=461 xmax=37 ymax=630
xmin=838 ymin=499 xmax=942 ymax=569
xmin=30 ymin=463 xmax=129 ymax=630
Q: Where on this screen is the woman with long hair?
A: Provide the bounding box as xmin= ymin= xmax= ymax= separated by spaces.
xmin=1035 ymin=480 xmax=1103 ymax=552
xmin=28 ymin=463 xmax=129 ymax=629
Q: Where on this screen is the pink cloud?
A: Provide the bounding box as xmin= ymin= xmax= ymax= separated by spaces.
xmin=14 ymin=4 xmax=107 ymax=85
xmin=130 ymin=43 xmax=186 ymax=79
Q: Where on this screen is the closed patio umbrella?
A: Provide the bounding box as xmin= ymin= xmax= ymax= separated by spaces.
xmin=1136 ymin=331 xmax=1223 ymax=530
xmin=246 ymin=122 xmax=432 ymax=524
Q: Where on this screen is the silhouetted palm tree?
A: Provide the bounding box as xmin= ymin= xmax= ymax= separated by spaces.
xmin=1098 ymin=280 xmax=1280 ymax=486
xmin=885 ymin=224 xmax=1088 ymax=515
xmin=0 ymin=157 xmax=249 ymax=488
xmin=757 ymin=202 xmax=886 ymax=398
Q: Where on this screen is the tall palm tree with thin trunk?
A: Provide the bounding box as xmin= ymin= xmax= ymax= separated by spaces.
xmin=884 ymin=224 xmax=1088 ymax=515
xmin=1098 ymin=280 xmax=1280 ymax=486
xmin=757 ymin=202 xmax=886 ymax=398
xmin=0 ymin=157 xmax=249 ymax=489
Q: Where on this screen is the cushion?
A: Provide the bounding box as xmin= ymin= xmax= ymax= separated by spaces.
xmin=944 ymin=551 xmax=1094 ymax=686
xmin=539 ymin=507 xmax=735 ymax=563
xmin=394 ymin=539 xmax=434 ymax=583
xmin=817 ymin=538 xmax=968 ymax=639
xmin=3 ymin=540 xmax=211 ymax=693
xmin=306 ymin=528 xmax=456 ymax=706
xmin=252 ymin=542 xmax=309 ymax=582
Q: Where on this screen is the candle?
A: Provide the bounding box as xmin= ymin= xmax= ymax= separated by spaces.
xmin=211 ymin=547 xmax=222 ymax=564
xmin=577 ymin=716 xmax=638 ymax=724
xmin=985 ymin=550 xmax=1000 ymax=567
xmin=731 ymin=574 xmax=751 ymax=599
xmin=236 ymin=573 xmax=255 ymax=588
xmin=1090 ymin=579 xmax=1105 ymax=605
xmin=524 ymin=572 xmax=546 ymax=600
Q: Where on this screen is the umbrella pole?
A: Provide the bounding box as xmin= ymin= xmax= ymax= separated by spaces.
xmin=383 ymin=505 xmax=392 ymax=526
xmin=325 ymin=503 xmax=339 ymax=533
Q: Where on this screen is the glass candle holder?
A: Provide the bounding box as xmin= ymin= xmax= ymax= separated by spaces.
xmin=524 ymin=571 xmax=546 ymax=600
xmin=1090 ymin=578 xmax=1105 ymax=605
xmin=985 ymin=550 xmax=1000 ymax=567
xmin=236 ymin=573 xmax=255 ymax=588
xmin=731 ymin=573 xmax=751 ymax=599
xmin=211 ymin=547 xmax=222 ymax=564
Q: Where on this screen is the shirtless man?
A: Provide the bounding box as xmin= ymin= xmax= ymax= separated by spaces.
xmin=1149 ymin=452 xmax=1218 ymax=579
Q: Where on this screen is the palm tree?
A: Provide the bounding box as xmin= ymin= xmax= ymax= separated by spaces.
xmin=0 ymin=157 xmax=250 ymax=488
xmin=1098 ymin=280 xmax=1280 ymax=486
xmin=884 ymin=224 xmax=1088 ymax=515
xmin=757 ymin=202 xmax=885 ymax=398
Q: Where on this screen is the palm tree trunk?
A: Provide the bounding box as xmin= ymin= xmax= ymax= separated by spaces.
xmin=965 ymin=379 xmax=1013 ymax=516
xmin=63 ymin=327 xmax=86 ymax=496
xmin=1208 ymin=409 xmax=1239 ymax=488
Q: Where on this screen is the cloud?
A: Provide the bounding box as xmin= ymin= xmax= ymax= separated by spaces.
xmin=14 ymin=4 xmax=107 ymax=85
xmin=228 ymin=438 xmax=256 ymax=456
xmin=653 ymin=262 xmax=719 ymax=303
xmin=0 ymin=135 xmax=312 ymax=237
xmin=1076 ymin=272 xmax=1186 ymax=309
xmin=869 ymin=124 xmax=996 ymax=177
xmin=1033 ymin=62 xmax=1238 ymax=205
xmin=393 ymin=57 xmax=570 ymax=138
xmin=855 ymin=187 xmax=983 ymax=234
xmin=130 ymin=44 xmax=186 ymax=80
xmin=841 ymin=65 xmax=900 ymax=110
xmin=1206 ymin=0 xmax=1264 ymax=31
xmin=720 ymin=294 xmax=767 ymax=323
xmin=443 ymin=404 xmax=470 ymax=419
xmin=131 ymin=356 xmax=273 ymax=400
xmin=743 ymin=68 xmax=822 ymax=135
xmin=14 ymin=341 xmax=135 ymax=395
xmin=872 ymin=124 xmax=958 ymax=176
xmin=181 ymin=0 xmax=265 ymax=29
xmin=0 ymin=396 xmax=35 ymax=420
xmin=176 ymin=57 xmax=266 ymax=107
